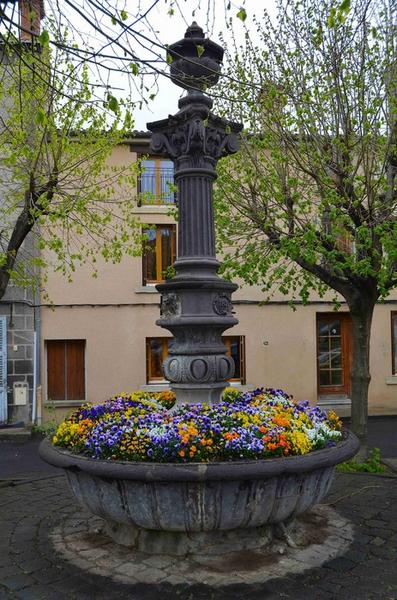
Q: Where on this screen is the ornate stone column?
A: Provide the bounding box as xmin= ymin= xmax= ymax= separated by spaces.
xmin=147 ymin=22 xmax=242 ymax=405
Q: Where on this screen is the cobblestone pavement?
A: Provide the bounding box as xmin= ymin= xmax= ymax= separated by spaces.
xmin=0 ymin=473 xmax=397 ymax=600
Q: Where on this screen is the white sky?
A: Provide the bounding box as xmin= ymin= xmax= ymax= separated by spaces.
xmin=113 ymin=0 xmax=277 ymax=130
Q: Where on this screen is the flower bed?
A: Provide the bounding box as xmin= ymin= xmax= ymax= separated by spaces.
xmin=52 ymin=387 xmax=343 ymax=463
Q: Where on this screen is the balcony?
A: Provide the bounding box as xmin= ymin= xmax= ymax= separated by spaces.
xmin=138 ymin=164 xmax=175 ymax=205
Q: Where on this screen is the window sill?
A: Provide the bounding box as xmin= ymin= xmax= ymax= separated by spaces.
xmin=135 ymin=286 xmax=159 ymax=294
xmin=386 ymin=376 xmax=397 ymax=385
xmin=140 ymin=383 xmax=170 ymax=392
xmin=318 ymin=394 xmax=351 ymax=405
xmin=44 ymin=400 xmax=86 ymax=408
xmin=132 ymin=205 xmax=175 ymax=214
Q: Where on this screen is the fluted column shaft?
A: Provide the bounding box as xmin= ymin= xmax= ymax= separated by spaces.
xmin=177 ymin=172 xmax=216 ymax=259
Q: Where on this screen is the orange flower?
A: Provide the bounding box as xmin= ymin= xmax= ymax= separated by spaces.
xmin=224 ymin=431 xmax=239 ymax=441
xmin=179 ymin=450 xmax=185 ymax=457
xmin=272 ymin=415 xmax=290 ymax=428
xmin=259 ymin=426 xmax=268 ymax=433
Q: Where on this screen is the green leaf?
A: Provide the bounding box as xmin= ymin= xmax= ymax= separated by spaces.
xmin=111 ymin=15 xmax=117 ymax=25
xmin=39 ymin=30 xmax=50 ymax=45
xmin=35 ymin=108 xmax=46 ymax=125
xmin=107 ymin=95 xmax=119 ymax=113
xmin=120 ymin=10 xmax=128 ymax=21
xmin=236 ymin=7 xmax=247 ymax=22
xmin=167 ymin=8 xmax=175 ymax=16
xmin=326 ymin=7 xmax=336 ymax=28
xmin=196 ymin=45 xmax=205 ymax=57
xmin=339 ymin=0 xmax=350 ymax=13
xmin=166 ymin=52 xmax=173 ymax=65
xmin=130 ymin=63 xmax=139 ymax=76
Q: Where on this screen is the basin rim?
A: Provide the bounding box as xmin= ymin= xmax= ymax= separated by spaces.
xmin=39 ymin=429 xmax=359 ymax=482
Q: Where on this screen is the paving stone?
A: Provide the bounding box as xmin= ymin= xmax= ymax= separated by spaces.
xmin=323 ymin=556 xmax=356 ymax=572
xmin=2 ymin=574 xmax=32 ymax=591
xmin=31 ymin=567 xmax=66 ymax=585
xmin=14 ymin=586 xmax=53 ymax=600
xmin=0 ymin=564 xmax=21 ymax=579
xmin=0 ymin=474 xmax=396 ymax=598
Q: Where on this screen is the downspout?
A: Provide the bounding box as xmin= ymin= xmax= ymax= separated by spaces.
xmin=33 ymin=288 xmax=41 ymax=425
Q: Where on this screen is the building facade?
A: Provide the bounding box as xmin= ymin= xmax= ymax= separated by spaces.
xmin=0 ymin=0 xmax=44 ymax=427
xmin=37 ymin=133 xmax=397 ymax=422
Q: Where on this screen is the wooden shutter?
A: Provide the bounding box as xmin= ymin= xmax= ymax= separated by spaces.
xmin=66 ymin=340 xmax=85 ymax=400
xmin=0 ymin=316 xmax=7 ymax=422
xmin=47 ymin=340 xmax=66 ymax=401
xmin=47 ymin=340 xmax=85 ymax=401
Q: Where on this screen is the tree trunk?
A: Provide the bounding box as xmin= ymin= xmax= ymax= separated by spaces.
xmin=347 ymin=298 xmax=376 ymax=454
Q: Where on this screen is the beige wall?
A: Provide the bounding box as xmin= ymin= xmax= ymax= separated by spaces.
xmin=40 ymin=142 xmax=397 ymax=420
xmin=40 ymin=298 xmax=397 ymax=418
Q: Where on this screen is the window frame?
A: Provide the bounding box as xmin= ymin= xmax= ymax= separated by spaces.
xmin=392 ymin=312 xmax=397 ymax=375
xmin=46 ymin=339 xmax=86 ymax=402
xmin=142 ymin=224 xmax=176 ymax=285
xmin=316 ymin=313 xmax=352 ymax=395
xmin=223 ymin=335 xmax=246 ymax=384
xmin=146 ymin=337 xmax=169 ymax=383
xmin=138 ymin=155 xmax=175 ymax=205
xmin=145 ymin=335 xmax=246 ymax=384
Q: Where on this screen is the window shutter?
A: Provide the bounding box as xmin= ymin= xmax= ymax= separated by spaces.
xmin=0 ymin=316 xmax=7 ymax=422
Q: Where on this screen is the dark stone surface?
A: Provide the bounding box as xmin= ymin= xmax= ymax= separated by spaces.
xmin=147 ymin=23 xmax=243 ymax=405
xmin=0 ymin=472 xmax=397 ymax=599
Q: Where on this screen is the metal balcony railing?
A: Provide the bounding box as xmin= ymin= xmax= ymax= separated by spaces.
xmin=138 ymin=168 xmax=175 ymax=204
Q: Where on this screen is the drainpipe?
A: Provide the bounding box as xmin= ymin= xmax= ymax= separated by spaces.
xmin=33 ymin=289 xmax=41 ymax=424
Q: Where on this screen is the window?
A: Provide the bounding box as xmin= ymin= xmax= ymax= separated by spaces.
xmin=317 ymin=314 xmax=351 ymax=394
xmin=138 ymin=157 xmax=174 ymax=204
xmin=47 ymin=340 xmax=85 ymax=401
xmin=142 ymin=225 xmax=176 ymax=285
xmin=392 ymin=313 xmax=397 ymax=375
xmin=146 ymin=337 xmax=169 ymax=382
xmin=224 ymin=336 xmax=246 ymax=383
xmin=146 ymin=336 xmax=246 ymax=384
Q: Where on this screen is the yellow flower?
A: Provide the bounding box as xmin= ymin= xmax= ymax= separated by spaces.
xmin=286 ymin=431 xmax=312 ymax=455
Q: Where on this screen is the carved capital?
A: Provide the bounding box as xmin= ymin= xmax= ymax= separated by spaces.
xmin=149 ymin=108 xmax=241 ymax=167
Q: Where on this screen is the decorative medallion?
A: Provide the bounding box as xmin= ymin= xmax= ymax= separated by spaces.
xmin=213 ymin=293 xmax=233 ymax=316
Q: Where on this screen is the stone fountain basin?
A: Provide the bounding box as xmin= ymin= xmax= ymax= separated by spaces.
xmin=40 ymin=431 xmax=358 ymax=539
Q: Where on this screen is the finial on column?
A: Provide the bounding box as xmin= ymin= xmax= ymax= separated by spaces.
xmin=168 ymin=22 xmax=224 ymax=91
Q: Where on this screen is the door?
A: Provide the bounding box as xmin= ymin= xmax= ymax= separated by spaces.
xmin=0 ymin=316 xmax=7 ymax=422
xmin=317 ymin=313 xmax=352 ymax=395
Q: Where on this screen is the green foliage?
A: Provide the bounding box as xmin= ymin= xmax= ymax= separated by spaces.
xmin=33 ymin=403 xmax=59 ymax=438
xmin=222 ymin=387 xmax=243 ymax=403
xmin=214 ymin=0 xmax=397 ymax=306
xmin=0 ymin=20 xmax=143 ymax=297
xmin=336 ymin=447 xmax=385 ymax=473
xmin=32 ymin=420 xmax=58 ymax=438
xmin=162 ymin=265 xmax=176 ymax=280
xmin=236 ymin=7 xmax=247 ymax=21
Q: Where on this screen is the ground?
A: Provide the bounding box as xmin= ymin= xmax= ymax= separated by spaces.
xmin=0 ymin=419 xmax=396 ymax=600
